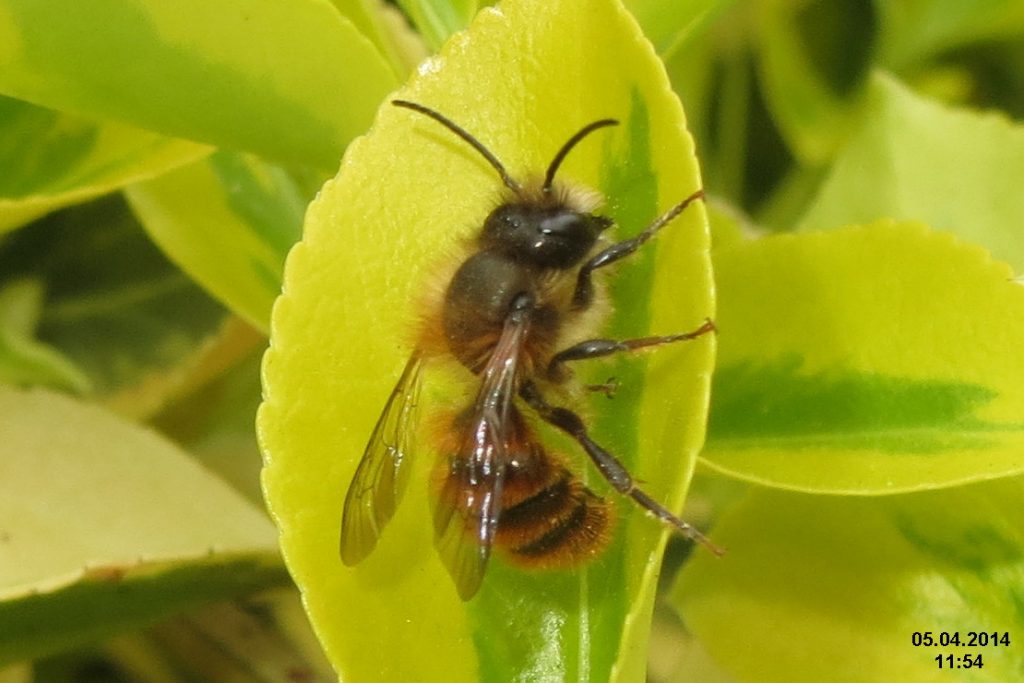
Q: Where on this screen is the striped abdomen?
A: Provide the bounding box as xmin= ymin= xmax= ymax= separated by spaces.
xmin=433 ymin=407 xmax=613 ymax=569
xmin=497 ymin=438 xmax=613 ymax=568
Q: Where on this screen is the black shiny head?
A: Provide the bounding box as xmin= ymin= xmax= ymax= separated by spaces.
xmin=482 ymin=203 xmax=612 ymax=268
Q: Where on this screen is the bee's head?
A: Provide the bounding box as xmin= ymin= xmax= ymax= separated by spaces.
xmin=481 ymin=202 xmax=612 ymax=268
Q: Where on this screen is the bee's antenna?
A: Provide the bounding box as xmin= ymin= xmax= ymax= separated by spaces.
xmin=392 ymin=100 xmax=521 ymax=193
xmin=543 ymin=118 xmax=619 ymax=193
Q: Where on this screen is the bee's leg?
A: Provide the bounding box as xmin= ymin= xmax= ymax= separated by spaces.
xmin=571 ymin=189 xmax=704 ymax=310
xmin=519 ymin=380 xmax=724 ymax=555
xmin=547 ymin=319 xmax=715 ymax=382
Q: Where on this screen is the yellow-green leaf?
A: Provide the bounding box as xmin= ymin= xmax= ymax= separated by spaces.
xmin=0 ymin=0 xmax=398 ymax=169
xmin=258 ymin=0 xmax=714 ymax=679
xmin=675 ymin=478 xmax=1024 ymax=682
xmin=126 ymin=152 xmax=308 ymax=333
xmin=704 ymin=221 xmax=1024 ymax=493
xmin=0 ymin=96 xmax=209 ymax=234
xmin=798 ymin=72 xmax=1024 ymax=274
xmin=0 ymin=385 xmax=286 ymax=665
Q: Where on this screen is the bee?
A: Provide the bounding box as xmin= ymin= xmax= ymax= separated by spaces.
xmin=340 ymin=99 xmax=721 ymax=600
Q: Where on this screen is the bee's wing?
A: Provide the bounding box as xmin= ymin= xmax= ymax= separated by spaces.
xmin=340 ymin=351 xmax=424 ymax=565
xmin=433 ymin=313 xmax=529 ymax=600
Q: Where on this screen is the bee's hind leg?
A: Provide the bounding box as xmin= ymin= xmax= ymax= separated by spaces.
xmin=518 ymin=380 xmax=723 ymax=556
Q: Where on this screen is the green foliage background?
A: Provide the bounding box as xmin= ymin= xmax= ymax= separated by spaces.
xmin=1 ymin=0 xmax=1023 ymax=681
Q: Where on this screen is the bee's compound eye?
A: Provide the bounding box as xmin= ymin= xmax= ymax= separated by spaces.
xmin=482 ymin=204 xmax=522 ymax=242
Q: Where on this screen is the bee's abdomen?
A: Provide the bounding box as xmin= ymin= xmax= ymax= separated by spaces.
xmin=496 ymin=447 xmax=613 ymax=568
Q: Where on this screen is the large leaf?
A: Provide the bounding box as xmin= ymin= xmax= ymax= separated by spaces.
xmin=0 ymin=385 xmax=287 ymax=665
xmin=703 ymin=220 xmax=1024 ymax=494
xmin=798 ymin=72 xmax=1024 ymax=274
xmin=0 ymin=96 xmax=209 ymax=234
xmin=258 ymin=0 xmax=715 ymax=679
xmin=126 ymin=151 xmax=308 ymax=333
xmin=675 ymin=478 xmax=1024 ymax=682
xmin=0 ymin=0 xmax=399 ymax=169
